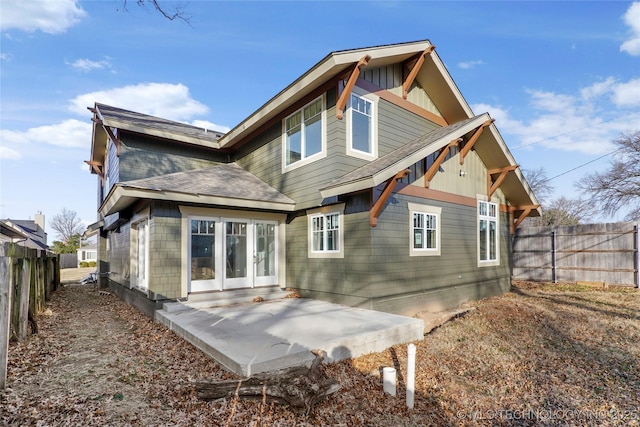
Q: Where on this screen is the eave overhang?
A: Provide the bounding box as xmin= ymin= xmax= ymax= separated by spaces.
xmin=99 ymin=185 xmax=296 ymax=217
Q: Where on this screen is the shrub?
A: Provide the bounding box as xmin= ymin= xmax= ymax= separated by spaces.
xmin=80 ymin=261 xmax=89 ymax=268
xmin=88 ymin=261 xmax=97 ymax=267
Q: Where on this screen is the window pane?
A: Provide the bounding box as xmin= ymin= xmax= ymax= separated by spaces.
xmin=426 ymin=229 xmax=436 ymax=249
xmin=305 ymin=113 xmax=322 ymax=157
xmin=327 ymin=229 xmax=338 ymax=251
xmin=352 ymin=110 xmax=371 ymax=153
xmin=286 ymin=125 xmax=302 ymax=165
xmin=413 ymin=229 xmax=424 ymax=249
xmin=489 ymin=220 xmax=497 ymax=260
xmin=479 ymin=202 xmax=487 ymax=216
xmin=226 ymin=222 xmax=247 ymax=279
xmin=191 ymin=219 xmax=198 ymax=234
xmin=479 ymin=219 xmax=488 ymax=260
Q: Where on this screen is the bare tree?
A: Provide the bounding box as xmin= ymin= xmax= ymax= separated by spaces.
xmin=538 ymin=196 xmax=588 ymax=226
xmin=522 ymin=167 xmax=554 ymax=204
xmin=121 ymin=0 xmax=191 ymax=23
xmin=50 ymin=208 xmax=84 ymax=243
xmin=577 ymin=131 xmax=640 ymax=221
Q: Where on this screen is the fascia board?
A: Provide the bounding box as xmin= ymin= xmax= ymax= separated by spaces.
xmin=102 ymin=117 xmax=221 ymax=149
xmin=101 ymin=185 xmax=296 ymax=217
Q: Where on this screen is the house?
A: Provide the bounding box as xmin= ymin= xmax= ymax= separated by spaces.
xmin=77 ymin=243 xmax=97 ymax=267
xmin=0 ymin=213 xmax=49 ymax=253
xmin=86 ymin=40 xmax=540 ymax=319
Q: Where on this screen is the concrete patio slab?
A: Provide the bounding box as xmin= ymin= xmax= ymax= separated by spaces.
xmin=155 ymin=297 xmax=424 ymax=376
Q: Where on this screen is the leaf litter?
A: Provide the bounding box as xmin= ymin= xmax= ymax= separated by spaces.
xmin=1 ymin=281 xmax=639 ymax=426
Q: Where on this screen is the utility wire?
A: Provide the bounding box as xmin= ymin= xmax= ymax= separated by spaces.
xmin=542 ymin=147 xmax=623 ymax=184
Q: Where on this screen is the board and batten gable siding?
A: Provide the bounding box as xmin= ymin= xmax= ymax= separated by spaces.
xmin=117 ymin=133 xmax=225 ymax=182
xmin=360 ymin=64 xmax=443 ymax=119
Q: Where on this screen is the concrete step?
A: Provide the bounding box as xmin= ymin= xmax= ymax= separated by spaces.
xmin=162 ymin=286 xmax=290 ymax=313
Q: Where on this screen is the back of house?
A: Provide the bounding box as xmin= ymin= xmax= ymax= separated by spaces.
xmin=86 ymin=40 xmax=540 ymax=318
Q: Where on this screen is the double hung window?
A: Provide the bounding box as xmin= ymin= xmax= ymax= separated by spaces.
xmin=408 ymin=203 xmax=441 ymax=257
xmin=478 ymin=200 xmax=499 ymax=263
xmin=284 ymin=96 xmax=324 ymax=169
xmin=308 ymin=205 xmax=344 ymax=258
xmin=346 ymin=89 xmax=378 ymax=160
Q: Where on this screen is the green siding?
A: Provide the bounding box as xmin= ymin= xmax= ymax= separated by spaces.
xmin=286 ymin=194 xmax=513 ymax=316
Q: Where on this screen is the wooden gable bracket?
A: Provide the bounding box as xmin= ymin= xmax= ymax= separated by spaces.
xmin=402 ymin=45 xmax=436 ymax=99
xmin=487 ymin=165 xmax=519 ymax=198
xmin=336 ymin=55 xmax=371 ymax=120
xmin=84 ymin=160 xmax=104 ymax=185
xmin=424 ymin=138 xmax=462 ymax=188
xmin=92 ymin=117 xmax=121 ymax=156
xmin=459 ymin=118 xmax=495 ymax=165
xmin=509 ymin=205 xmax=541 ymax=234
xmin=370 ymin=169 xmax=411 ymax=227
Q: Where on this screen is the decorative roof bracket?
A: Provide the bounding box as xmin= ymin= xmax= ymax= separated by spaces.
xmin=84 ymin=160 xmax=104 ymax=185
xmin=509 ymin=205 xmax=541 ymax=234
xmin=370 ymin=169 xmax=411 ymax=227
xmin=459 ymin=118 xmax=494 ymax=165
xmin=424 ymin=138 xmax=462 ymax=188
xmin=92 ymin=117 xmax=121 ymax=156
xmin=336 ymin=55 xmax=371 ymax=120
xmin=487 ymin=165 xmax=519 ymax=198
xmin=402 ymin=45 xmax=435 ymax=99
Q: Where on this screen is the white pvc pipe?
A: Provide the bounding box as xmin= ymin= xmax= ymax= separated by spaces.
xmin=382 ymin=367 xmax=396 ymax=396
xmin=406 ymin=343 xmax=416 ymax=409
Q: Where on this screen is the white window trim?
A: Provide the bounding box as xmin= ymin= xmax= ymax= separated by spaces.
xmin=408 ymin=202 xmax=441 ymax=257
xmin=346 ymin=86 xmax=378 ymax=161
xmin=307 ymin=204 xmax=345 ymax=259
xmin=282 ymin=95 xmax=327 ymax=173
xmin=477 ymin=196 xmax=500 ymax=267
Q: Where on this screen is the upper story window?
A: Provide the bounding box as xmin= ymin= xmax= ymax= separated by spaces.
xmin=478 ymin=200 xmax=499 ymax=265
xmin=346 ymin=88 xmax=378 ymax=161
xmin=283 ymin=96 xmax=326 ymax=171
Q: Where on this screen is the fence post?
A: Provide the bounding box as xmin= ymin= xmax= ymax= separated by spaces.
xmin=634 ymin=225 xmax=639 ymax=289
xmin=551 ymin=230 xmax=557 ymax=284
xmin=1 ymin=256 xmax=12 ymax=389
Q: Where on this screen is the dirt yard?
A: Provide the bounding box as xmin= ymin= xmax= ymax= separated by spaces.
xmin=1 ymin=278 xmax=639 ymax=426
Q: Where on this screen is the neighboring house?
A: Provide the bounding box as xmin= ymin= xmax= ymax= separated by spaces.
xmin=86 ymin=40 xmax=540 ymax=318
xmin=0 ymin=213 xmax=49 ymax=253
xmin=77 ymin=243 xmax=97 ymax=267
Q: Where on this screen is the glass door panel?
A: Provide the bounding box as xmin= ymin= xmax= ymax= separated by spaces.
xmin=190 ymin=219 xmax=220 ymax=292
xmin=224 ymin=221 xmax=250 ymax=289
xmin=254 ymin=222 xmax=278 ymax=286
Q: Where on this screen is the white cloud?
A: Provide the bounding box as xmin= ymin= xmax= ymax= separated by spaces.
xmin=0 ymin=119 xmax=91 ymax=157
xmin=458 ymin=60 xmax=484 ymax=69
xmin=611 ymin=78 xmax=640 ymax=107
xmin=69 ymin=82 xmax=209 ymax=121
xmin=66 ymin=58 xmax=112 ymax=72
xmin=620 ymin=2 xmax=640 ymax=55
xmin=473 ymin=76 xmax=640 ymax=155
xmin=0 ymin=0 xmax=86 ymax=34
xmin=0 ymin=53 xmax=10 ymax=61
xmin=191 ymin=120 xmax=231 ymax=134
xmin=0 ymin=145 xmax=21 ymax=160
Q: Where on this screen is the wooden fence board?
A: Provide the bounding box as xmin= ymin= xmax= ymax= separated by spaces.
xmin=513 ymin=223 xmax=640 ymax=287
xmin=0 ymin=257 xmax=11 ymax=389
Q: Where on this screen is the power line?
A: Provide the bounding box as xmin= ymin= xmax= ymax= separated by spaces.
xmin=543 ymin=148 xmax=623 ymax=183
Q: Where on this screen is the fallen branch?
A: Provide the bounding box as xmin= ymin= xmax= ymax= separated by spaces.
xmin=195 ymin=349 xmax=341 ymax=415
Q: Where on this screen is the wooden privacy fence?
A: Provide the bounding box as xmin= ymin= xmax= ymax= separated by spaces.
xmin=1 ymin=242 xmax=59 ymax=389
xmin=513 ymin=223 xmax=640 ymax=287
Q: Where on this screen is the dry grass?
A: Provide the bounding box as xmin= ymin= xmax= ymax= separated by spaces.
xmin=1 ymin=281 xmax=639 ymax=426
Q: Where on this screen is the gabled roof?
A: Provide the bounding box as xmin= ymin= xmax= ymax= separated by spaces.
xmin=320 ymin=113 xmax=540 ymax=211
xmin=0 ymin=220 xmax=50 ymax=250
xmin=217 ymin=40 xmax=474 ymax=149
xmin=100 ymin=163 xmax=295 ymax=216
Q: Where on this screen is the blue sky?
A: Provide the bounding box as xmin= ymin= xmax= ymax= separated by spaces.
xmin=1 ymin=0 xmax=639 ymax=240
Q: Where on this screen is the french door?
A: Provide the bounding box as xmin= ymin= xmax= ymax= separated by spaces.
xmin=189 ymin=218 xmax=278 ymax=292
